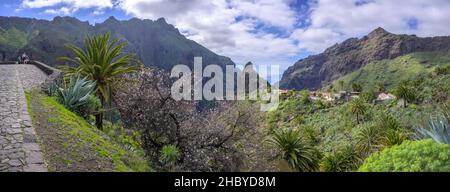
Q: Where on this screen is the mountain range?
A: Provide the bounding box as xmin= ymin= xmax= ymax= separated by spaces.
xmin=0 ymin=16 xmax=234 ymax=70
xmin=280 ymin=27 xmax=450 ymax=90
xmin=2 ymin=16 xmax=450 ymax=91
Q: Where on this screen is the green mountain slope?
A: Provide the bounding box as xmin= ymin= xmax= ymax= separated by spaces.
xmin=329 ymin=52 xmax=450 ymax=91
xmin=0 ymin=16 xmax=234 ymax=70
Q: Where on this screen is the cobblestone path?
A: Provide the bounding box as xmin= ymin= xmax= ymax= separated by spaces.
xmin=0 ymin=64 xmax=48 ymax=172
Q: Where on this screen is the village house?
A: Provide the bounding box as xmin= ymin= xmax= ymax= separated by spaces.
xmin=309 ymin=91 xmax=337 ymax=102
xmin=375 ymin=93 xmax=396 ymax=104
xmin=332 ymin=91 xmax=361 ymax=102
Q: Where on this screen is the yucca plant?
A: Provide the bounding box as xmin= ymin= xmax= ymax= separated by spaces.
xmin=355 ymin=123 xmax=381 ymax=157
xmin=384 ymin=129 xmax=407 ymax=146
xmin=48 ymin=82 xmax=61 ymax=97
xmin=377 ymin=112 xmax=400 ymax=130
xmin=56 ymin=76 xmax=97 ymax=113
xmin=415 ymin=116 xmax=450 ymax=145
xmin=352 ymin=83 xmax=363 ymax=92
xmin=376 ymin=112 xmax=407 ymax=146
xmin=160 ymin=144 xmax=181 ymax=171
xmin=266 ymin=128 xmax=320 ymax=172
xmin=320 ymin=145 xmax=361 ymax=172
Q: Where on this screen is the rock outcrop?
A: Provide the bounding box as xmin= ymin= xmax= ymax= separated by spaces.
xmin=280 ymin=27 xmax=450 ymax=90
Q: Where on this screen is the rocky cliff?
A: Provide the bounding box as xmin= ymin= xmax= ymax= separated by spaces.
xmin=280 ymin=27 xmax=450 ymax=90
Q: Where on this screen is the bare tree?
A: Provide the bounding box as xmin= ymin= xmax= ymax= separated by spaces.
xmin=113 ymin=68 xmax=267 ymax=171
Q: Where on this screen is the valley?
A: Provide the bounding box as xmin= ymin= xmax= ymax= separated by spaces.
xmin=0 ymin=16 xmax=449 ymax=173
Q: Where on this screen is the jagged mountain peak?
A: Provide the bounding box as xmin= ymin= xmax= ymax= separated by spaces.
xmin=368 ymin=27 xmax=391 ymax=38
xmin=52 ymin=16 xmax=88 ymax=25
xmin=156 ymin=17 xmax=167 ymax=24
xmin=104 ymin=16 xmax=119 ymax=23
xmin=280 ymin=28 xmax=450 ymax=90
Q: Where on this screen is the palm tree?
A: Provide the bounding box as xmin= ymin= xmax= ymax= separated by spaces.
xmin=393 ymin=83 xmax=415 ymax=108
xmin=266 ymin=128 xmax=320 ymax=172
xmin=59 ymin=33 xmax=140 ymax=129
xmin=349 ymin=98 xmax=367 ymax=124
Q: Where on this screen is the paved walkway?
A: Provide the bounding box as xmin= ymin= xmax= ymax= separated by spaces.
xmin=0 ymin=64 xmax=48 ymax=172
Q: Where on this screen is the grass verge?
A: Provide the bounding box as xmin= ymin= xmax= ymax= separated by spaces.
xmin=26 ymin=90 xmax=151 ymax=172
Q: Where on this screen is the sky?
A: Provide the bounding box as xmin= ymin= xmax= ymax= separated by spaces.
xmin=2 ymin=0 xmax=450 ymax=82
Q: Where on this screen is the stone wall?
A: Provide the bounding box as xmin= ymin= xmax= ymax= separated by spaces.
xmin=29 ymin=60 xmax=63 ymax=93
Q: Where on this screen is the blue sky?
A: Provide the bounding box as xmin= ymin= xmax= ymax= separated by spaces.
xmin=2 ymin=0 xmax=450 ymax=82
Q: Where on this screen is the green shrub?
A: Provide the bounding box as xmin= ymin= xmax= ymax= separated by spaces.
xmin=359 ymin=140 xmax=450 ymax=172
xmin=434 ymin=64 xmax=450 ymax=76
xmin=103 ymin=121 xmax=143 ymax=154
xmin=321 ymin=145 xmax=361 ymax=172
xmin=352 ymin=83 xmax=363 ymax=92
xmin=299 ymin=90 xmax=310 ymax=104
xmin=159 ymin=144 xmax=180 ymax=167
xmin=360 ymin=91 xmax=376 ymax=103
xmin=315 ymin=100 xmax=325 ymax=109
xmin=444 ymin=103 xmax=450 ymax=122
xmin=80 ymin=95 xmax=101 ymax=118
xmin=302 ymin=125 xmax=321 ymax=145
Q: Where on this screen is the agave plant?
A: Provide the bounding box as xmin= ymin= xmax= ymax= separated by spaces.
xmin=415 ymin=116 xmax=450 ymax=145
xmin=56 ymin=76 xmax=97 ymax=113
xmin=266 ymin=128 xmax=320 ymax=172
xmin=47 ymin=82 xmax=61 ymax=97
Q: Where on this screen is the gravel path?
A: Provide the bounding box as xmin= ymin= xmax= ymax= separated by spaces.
xmin=0 ymin=64 xmax=48 ymax=172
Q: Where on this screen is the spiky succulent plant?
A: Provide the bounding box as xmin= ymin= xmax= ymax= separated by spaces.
xmin=415 ymin=116 xmax=450 ymax=145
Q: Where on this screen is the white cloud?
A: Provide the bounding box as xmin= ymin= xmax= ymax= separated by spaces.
xmin=22 ymin=0 xmax=113 ymax=14
xmin=292 ymin=0 xmax=450 ymax=53
xmin=229 ymin=0 xmax=298 ymax=29
xmin=290 ymin=27 xmax=341 ymax=53
xmin=117 ymin=0 xmax=300 ymax=68
xmin=44 ymin=7 xmax=71 ymax=15
xmin=17 ymin=0 xmax=450 ymax=75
